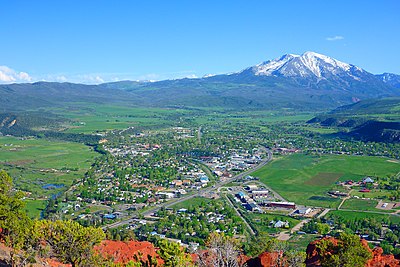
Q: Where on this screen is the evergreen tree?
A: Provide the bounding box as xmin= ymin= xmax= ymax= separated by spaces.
xmin=157 ymin=239 xmax=193 ymax=267
xmin=316 ymin=233 xmax=372 ymax=267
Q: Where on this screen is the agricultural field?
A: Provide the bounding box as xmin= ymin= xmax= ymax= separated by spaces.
xmin=251 ymin=153 xmax=400 ymax=208
xmin=326 ymin=210 xmax=400 ymax=224
xmin=0 ymin=136 xmax=97 ymax=203
xmin=350 ymin=189 xmax=392 ymax=199
xmin=339 ymin=198 xmax=394 ymax=213
xmin=45 ymin=104 xmax=318 ymax=134
xmin=45 ymin=104 xmax=196 ymax=134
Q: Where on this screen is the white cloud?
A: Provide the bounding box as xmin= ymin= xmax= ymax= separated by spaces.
xmin=94 ymin=76 xmax=104 ymax=83
xmin=0 ymin=68 xmax=198 ymax=84
xmin=56 ymin=75 xmax=68 ymax=82
xmin=0 ymin=66 xmax=32 ymax=83
xmin=326 ymin=35 xmax=344 ymax=41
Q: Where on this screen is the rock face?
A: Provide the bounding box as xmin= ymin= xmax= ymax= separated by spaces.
xmin=305 ymin=237 xmax=400 ymax=267
xmin=95 ymin=240 xmax=163 ymax=265
xmin=245 ymin=251 xmax=282 ymax=267
xmin=367 ymin=247 xmax=400 ymax=267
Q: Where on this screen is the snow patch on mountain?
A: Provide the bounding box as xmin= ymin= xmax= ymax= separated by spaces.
xmin=254 ymin=54 xmax=298 ymax=76
xmin=248 ymin=51 xmax=365 ymax=80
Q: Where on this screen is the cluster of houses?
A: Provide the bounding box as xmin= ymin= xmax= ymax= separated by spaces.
xmin=337 ymin=176 xmax=377 ymax=193
xmin=143 ymin=207 xmax=239 ymax=248
xmin=272 ymin=147 xmax=300 ymax=154
xmin=80 ymin=139 xmax=215 ymax=208
xmin=105 ymin=143 xmax=162 ymax=158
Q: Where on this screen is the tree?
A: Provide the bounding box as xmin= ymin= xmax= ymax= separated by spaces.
xmin=243 ymin=232 xmax=274 ymax=257
xmin=38 ymin=219 xmax=106 ymax=267
xmin=157 ymin=239 xmax=193 ymax=267
xmin=131 ymin=252 xmax=159 ymax=267
xmin=316 ymin=233 xmax=372 ymax=267
xmin=197 ymin=232 xmax=241 ymax=267
xmin=316 ymin=223 xmax=330 ymax=235
xmin=268 ymin=239 xmax=289 ymax=267
xmin=0 ymin=170 xmax=33 ymax=266
xmin=284 ymin=250 xmax=306 ymax=267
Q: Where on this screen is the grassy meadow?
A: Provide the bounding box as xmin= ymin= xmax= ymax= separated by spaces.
xmin=43 ymin=104 xmax=194 ymax=134
xmin=251 ymin=153 xmax=400 ymax=208
xmin=0 ymin=136 xmax=97 ymax=202
xmin=24 ymin=199 xmax=47 ymax=219
xmin=327 ymin=210 xmax=400 ymax=224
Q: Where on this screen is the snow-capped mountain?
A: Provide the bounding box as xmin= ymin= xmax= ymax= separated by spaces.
xmin=1 ymin=51 xmax=399 ymax=112
xmin=241 ymin=51 xmax=366 ymax=81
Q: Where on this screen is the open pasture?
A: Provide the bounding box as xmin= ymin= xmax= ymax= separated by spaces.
xmin=0 ymin=136 xmax=97 ymax=200
xmin=252 ymin=153 xmax=400 ymax=208
xmin=327 ymin=210 xmax=400 ymax=224
xmin=45 ymin=104 xmax=198 ymax=134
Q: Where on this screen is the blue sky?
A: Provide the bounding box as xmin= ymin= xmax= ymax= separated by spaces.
xmin=1 ymin=0 xmax=399 ymax=83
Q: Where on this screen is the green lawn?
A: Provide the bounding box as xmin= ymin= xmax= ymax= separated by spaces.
xmin=251 ymin=153 xmax=400 ymax=208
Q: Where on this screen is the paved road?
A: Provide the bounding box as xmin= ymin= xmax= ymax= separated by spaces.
xmin=104 ymin=149 xmax=273 ymax=230
xmin=197 ymin=126 xmax=202 ymax=144
xmin=317 ymin=208 xmax=331 ymax=219
xmin=291 ymin=219 xmax=311 ymax=234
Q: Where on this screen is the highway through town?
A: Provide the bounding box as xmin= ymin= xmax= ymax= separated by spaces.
xmin=103 ymin=149 xmax=273 ymax=230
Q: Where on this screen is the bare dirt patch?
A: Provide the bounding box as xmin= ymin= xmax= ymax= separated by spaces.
xmin=305 ymin=172 xmax=343 ymax=186
xmin=5 ymin=159 xmax=34 ymax=166
xmin=376 ymin=200 xmax=400 ymax=210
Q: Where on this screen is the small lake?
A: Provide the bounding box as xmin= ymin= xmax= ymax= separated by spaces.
xmin=42 ymin=183 xmax=65 ymax=189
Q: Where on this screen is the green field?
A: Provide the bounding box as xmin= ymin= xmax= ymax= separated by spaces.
xmin=339 ymin=198 xmax=392 ymax=213
xmin=24 ymin=199 xmax=47 ymax=219
xmin=305 ymin=172 xmax=343 ymax=186
xmin=252 ymin=153 xmax=400 ymax=208
xmin=43 ymin=104 xmax=197 ymax=134
xmin=350 ymin=189 xmax=391 ymax=199
xmin=0 ymin=136 xmax=97 ymax=199
xmin=244 ymin=212 xmax=300 ymax=234
xmin=327 ymin=210 xmax=400 ymax=224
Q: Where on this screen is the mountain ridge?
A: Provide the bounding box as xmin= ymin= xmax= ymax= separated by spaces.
xmin=1 ymin=52 xmax=399 ymax=111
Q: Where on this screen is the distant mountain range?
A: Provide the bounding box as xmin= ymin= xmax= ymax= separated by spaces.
xmin=1 ymin=52 xmax=399 ymax=111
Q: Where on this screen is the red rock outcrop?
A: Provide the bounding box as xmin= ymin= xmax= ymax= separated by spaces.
xmin=245 ymin=251 xmax=283 ymax=267
xmin=367 ymin=247 xmax=400 ymax=267
xmin=95 ymin=240 xmax=163 ymax=265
